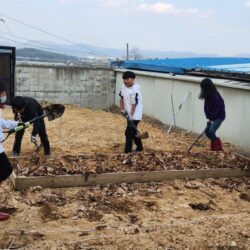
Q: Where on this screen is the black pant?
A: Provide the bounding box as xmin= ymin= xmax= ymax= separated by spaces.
xmin=13 ymin=119 xmax=50 ymax=155
xmin=125 ymin=120 xmax=143 ymax=153
xmin=0 ymin=152 xmax=13 ymax=183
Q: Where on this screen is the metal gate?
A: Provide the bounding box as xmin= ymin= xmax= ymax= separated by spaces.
xmin=0 ymin=46 xmax=15 ymax=103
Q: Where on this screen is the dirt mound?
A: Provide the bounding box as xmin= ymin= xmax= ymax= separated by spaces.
xmin=11 ymin=150 xmax=250 ymax=176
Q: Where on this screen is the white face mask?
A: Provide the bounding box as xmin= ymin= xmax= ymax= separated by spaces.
xmin=0 ymin=95 xmax=6 ymax=104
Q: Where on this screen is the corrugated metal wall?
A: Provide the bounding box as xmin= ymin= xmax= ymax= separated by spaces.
xmin=115 ymin=69 xmax=250 ymax=151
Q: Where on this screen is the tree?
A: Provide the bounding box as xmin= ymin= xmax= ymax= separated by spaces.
xmin=130 ymin=47 xmax=143 ymax=60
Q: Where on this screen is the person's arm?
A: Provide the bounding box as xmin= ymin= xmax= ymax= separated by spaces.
xmin=0 ymin=118 xmax=18 ymax=130
xmin=32 ymin=123 xmax=38 ymax=137
xmin=130 ymin=104 xmax=136 ymax=117
xmin=119 ymin=99 xmax=124 ymax=110
xmin=130 ymin=91 xmax=139 ymax=119
xmin=211 ymin=93 xmax=225 ymax=120
xmin=26 ymin=100 xmax=43 ymax=138
xmin=12 ymin=108 xmax=19 ymax=121
xmin=119 ymin=90 xmax=125 ymax=111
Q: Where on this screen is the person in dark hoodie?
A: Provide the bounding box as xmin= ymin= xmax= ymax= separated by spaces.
xmin=11 ymin=96 xmax=51 ymax=156
xmin=199 ymin=78 xmax=226 ymax=151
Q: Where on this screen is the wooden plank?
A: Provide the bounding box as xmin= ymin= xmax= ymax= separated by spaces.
xmin=12 ymin=168 xmax=250 ymax=191
xmin=9 ymin=155 xmax=58 ymax=160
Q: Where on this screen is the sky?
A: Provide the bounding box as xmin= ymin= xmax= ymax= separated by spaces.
xmin=0 ymin=0 xmax=250 ymax=56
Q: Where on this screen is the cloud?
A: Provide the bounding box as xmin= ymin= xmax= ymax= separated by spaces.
xmin=104 ymin=0 xmax=130 ymax=8
xmin=104 ymin=1 xmax=211 ymax=17
xmin=57 ymin=0 xmax=83 ymax=4
xmin=246 ymin=1 xmax=250 ymax=7
xmin=137 ymin=2 xmax=176 ymax=14
xmin=136 ymin=2 xmax=205 ymax=16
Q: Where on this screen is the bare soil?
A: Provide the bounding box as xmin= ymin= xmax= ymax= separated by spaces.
xmin=0 ymin=105 xmax=249 ymax=249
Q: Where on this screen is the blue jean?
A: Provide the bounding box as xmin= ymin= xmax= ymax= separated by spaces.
xmin=205 ymin=119 xmax=224 ymax=141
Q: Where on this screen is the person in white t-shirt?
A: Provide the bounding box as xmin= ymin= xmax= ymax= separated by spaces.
xmin=0 ymin=81 xmax=18 ymax=221
xmin=119 ymin=71 xmax=143 ymax=153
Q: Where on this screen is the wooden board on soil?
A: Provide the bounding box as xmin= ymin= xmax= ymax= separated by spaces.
xmin=10 ymin=145 xmax=250 ymax=190
xmin=10 ymin=167 xmax=250 ymax=190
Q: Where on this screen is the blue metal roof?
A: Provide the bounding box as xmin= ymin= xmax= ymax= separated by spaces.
xmin=207 ymin=63 xmax=250 ymax=73
xmin=112 ymin=57 xmax=250 ymax=75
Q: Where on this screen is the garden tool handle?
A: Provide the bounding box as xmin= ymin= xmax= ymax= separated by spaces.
xmin=187 ymin=121 xmax=211 ymax=153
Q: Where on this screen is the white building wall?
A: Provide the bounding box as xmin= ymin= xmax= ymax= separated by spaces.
xmin=115 ymin=69 xmax=250 ymax=151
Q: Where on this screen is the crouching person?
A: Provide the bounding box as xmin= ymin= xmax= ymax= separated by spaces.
xmin=0 ymin=81 xmax=19 ymax=221
xmin=11 ymin=96 xmax=51 ymax=156
xmin=199 ymin=78 xmax=226 ymax=151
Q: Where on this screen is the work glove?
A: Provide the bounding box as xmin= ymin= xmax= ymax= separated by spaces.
xmin=121 ymin=110 xmax=133 ymax=122
xmin=17 ymin=122 xmax=27 ymax=130
xmin=121 ymin=110 xmax=128 ymax=116
xmin=127 ymin=114 xmax=133 ymax=122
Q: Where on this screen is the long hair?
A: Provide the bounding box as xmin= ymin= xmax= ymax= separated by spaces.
xmin=199 ymin=78 xmax=217 ymax=100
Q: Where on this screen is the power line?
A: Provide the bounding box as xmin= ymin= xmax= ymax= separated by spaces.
xmin=1 ymin=19 xmax=12 ymax=34
xmin=0 ymin=12 xmax=110 ymax=58
xmin=0 ymin=30 xmax=91 ymax=56
xmin=0 ymin=35 xmax=52 ymax=51
xmin=0 ymin=35 xmax=80 ymax=58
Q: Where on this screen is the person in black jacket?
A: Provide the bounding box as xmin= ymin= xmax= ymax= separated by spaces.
xmin=11 ymin=96 xmax=51 ymax=156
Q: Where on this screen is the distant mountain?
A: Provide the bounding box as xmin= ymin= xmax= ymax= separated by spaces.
xmin=11 ymin=40 xmax=250 ymax=61
xmin=16 ymin=48 xmax=81 ymax=62
xmin=17 ymin=40 xmax=220 ymax=59
xmin=139 ymin=50 xmax=218 ymax=59
xmin=234 ymin=54 xmax=250 ymax=58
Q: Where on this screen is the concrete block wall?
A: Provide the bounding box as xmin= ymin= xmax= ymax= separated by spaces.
xmin=115 ymin=69 xmax=250 ymax=151
xmin=15 ymin=63 xmax=116 ymax=109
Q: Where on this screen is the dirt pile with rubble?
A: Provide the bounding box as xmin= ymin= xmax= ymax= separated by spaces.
xmin=11 ymin=150 xmax=250 ymax=176
xmin=0 ymin=105 xmax=249 ymax=249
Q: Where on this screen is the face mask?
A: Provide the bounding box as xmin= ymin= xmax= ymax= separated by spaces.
xmin=0 ymin=95 xmax=6 ymax=104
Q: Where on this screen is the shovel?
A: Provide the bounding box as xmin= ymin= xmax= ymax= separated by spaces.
xmin=121 ymin=111 xmax=149 ymax=140
xmin=187 ymin=121 xmax=211 ymax=153
xmin=1 ymin=104 xmax=65 ymax=143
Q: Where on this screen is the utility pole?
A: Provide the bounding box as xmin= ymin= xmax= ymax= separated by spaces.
xmin=126 ymin=43 xmax=129 ymax=60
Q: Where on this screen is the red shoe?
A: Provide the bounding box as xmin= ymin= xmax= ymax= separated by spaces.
xmin=215 ymin=138 xmax=223 ymax=151
xmin=212 ymin=138 xmax=223 ymax=151
xmin=0 ymin=212 xmax=10 ymax=221
xmin=211 ymin=140 xmax=217 ymax=151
